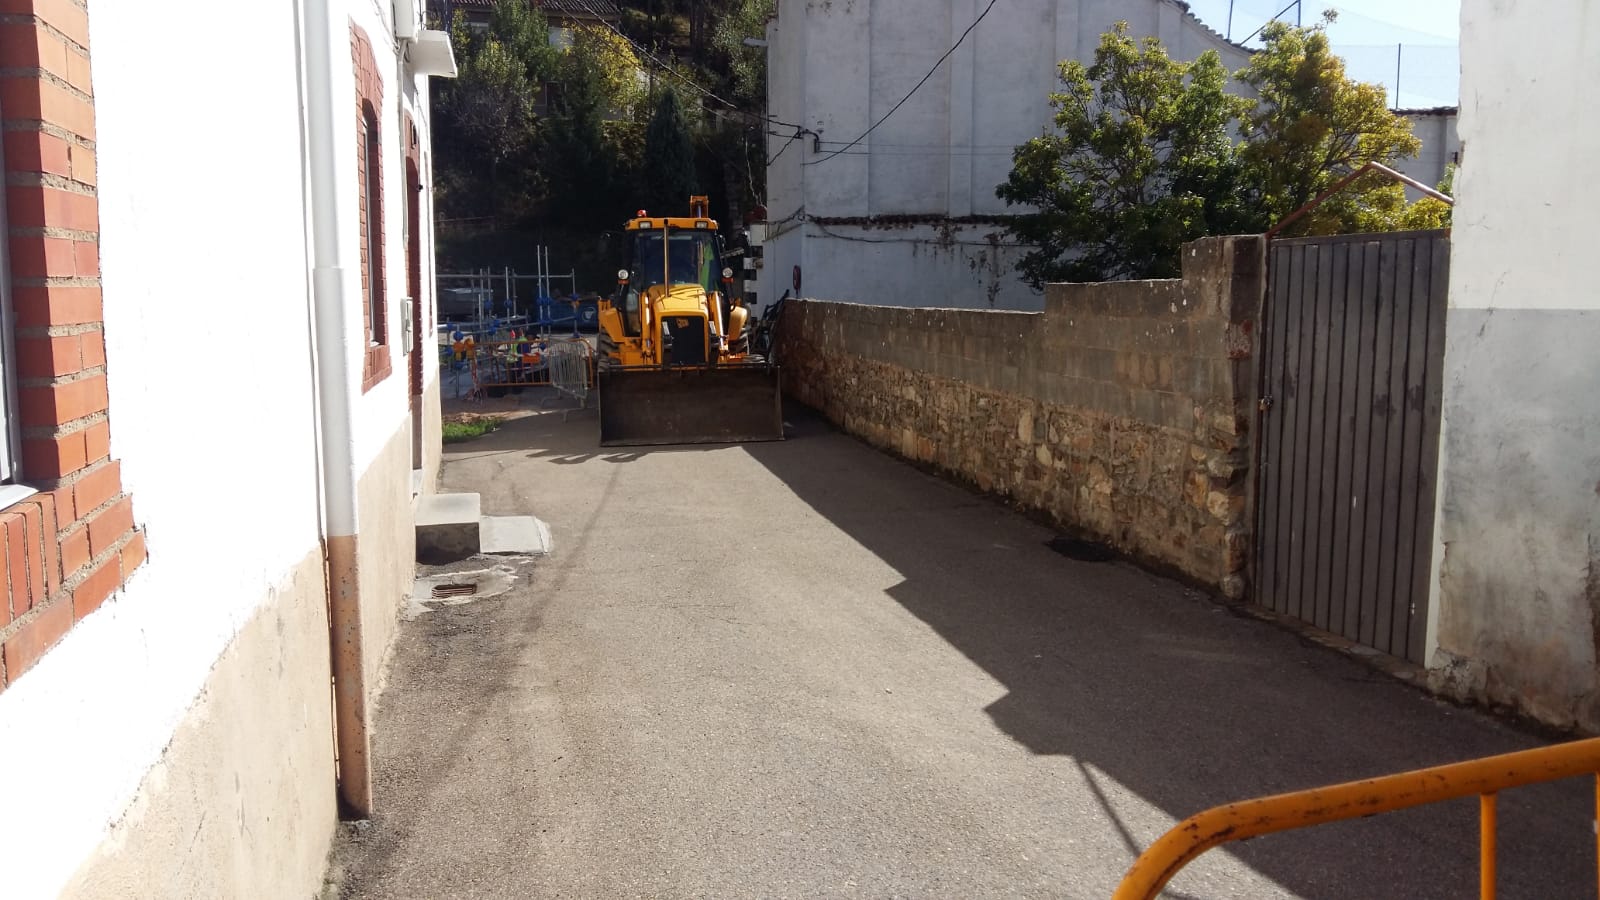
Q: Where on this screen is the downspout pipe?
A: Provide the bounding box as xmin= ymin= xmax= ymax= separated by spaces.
xmin=295 ymin=0 xmax=371 ymax=817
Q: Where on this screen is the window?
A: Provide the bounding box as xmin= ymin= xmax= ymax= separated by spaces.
xmin=362 ymin=113 xmax=385 ymax=348
xmin=353 ymin=24 xmax=391 ymax=391
xmin=0 ymin=96 xmax=22 ymax=496
xmin=631 ymin=230 xmax=721 ymax=294
xmin=543 ymin=81 xmax=565 ymax=114
xmin=355 ymin=106 xmax=391 ymax=389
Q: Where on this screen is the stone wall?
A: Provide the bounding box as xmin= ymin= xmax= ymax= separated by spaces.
xmin=778 ymin=236 xmax=1264 ymax=594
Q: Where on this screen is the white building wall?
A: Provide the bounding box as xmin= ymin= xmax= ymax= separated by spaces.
xmin=966 ymin=0 xmax=1058 ymax=219
xmin=1426 ymin=0 xmax=1600 ymax=730
xmin=781 ymin=221 xmax=1039 ymax=311
xmin=347 ymin=0 xmax=444 ymax=700
xmin=799 ymin=0 xmax=870 ymax=217
xmin=347 ymin=1 xmax=420 ymax=471
xmin=0 ymin=1 xmax=447 ymax=895
xmin=763 ymin=8 xmax=803 ymax=229
xmin=419 ymin=121 xmax=445 ymax=487
xmin=0 ymin=4 xmax=325 ymax=896
xmin=761 ymin=0 xmax=1253 ymax=310
xmin=761 ymin=0 xmax=1451 ymax=311
xmin=775 ymin=0 xmax=1252 ymax=222
xmin=866 ymin=0 xmax=953 ymax=215
xmin=1394 ymin=109 xmax=1461 ymax=197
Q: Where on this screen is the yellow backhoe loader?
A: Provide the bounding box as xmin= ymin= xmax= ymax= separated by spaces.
xmin=594 ymin=197 xmax=783 ymax=446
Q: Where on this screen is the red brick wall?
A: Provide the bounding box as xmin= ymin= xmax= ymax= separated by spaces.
xmin=0 ymin=0 xmax=144 ymax=690
xmin=352 ymin=23 xmax=390 ymax=393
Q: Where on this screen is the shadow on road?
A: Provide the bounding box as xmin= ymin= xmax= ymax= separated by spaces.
xmin=455 ymin=407 xmax=722 ymax=466
xmin=459 ymin=401 xmax=1594 ymax=898
xmin=728 ymin=406 xmax=1592 ymax=899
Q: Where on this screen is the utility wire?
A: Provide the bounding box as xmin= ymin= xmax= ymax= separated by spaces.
xmin=566 ymin=2 xmax=802 ymax=220
xmin=566 ymin=0 xmax=806 ymax=130
xmin=767 ymin=129 xmax=802 ymax=166
xmin=567 ymin=0 xmax=732 ymax=107
xmin=804 ymin=0 xmax=1002 ymax=167
xmin=1240 ymin=0 xmax=1300 ymax=43
xmin=816 ymin=140 xmax=1022 ymax=149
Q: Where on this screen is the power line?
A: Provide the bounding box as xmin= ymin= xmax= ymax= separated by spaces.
xmin=764 ymin=206 xmax=807 ymax=231
xmin=567 ymin=0 xmax=733 ymax=107
xmin=559 ymin=2 xmax=800 ymax=216
xmin=767 ymin=129 xmax=802 ymax=167
xmin=804 ymin=0 xmax=1002 ymax=167
xmin=806 ymin=150 xmax=1019 ymax=157
xmin=565 ymin=0 xmax=805 ymax=130
xmin=557 ymin=11 xmax=758 ymax=136
xmin=1240 ymin=0 xmax=1301 ymax=44
xmin=816 ymin=140 xmax=1022 ymax=149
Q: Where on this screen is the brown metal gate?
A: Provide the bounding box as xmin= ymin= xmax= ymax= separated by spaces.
xmin=1253 ymin=231 xmax=1449 ymax=663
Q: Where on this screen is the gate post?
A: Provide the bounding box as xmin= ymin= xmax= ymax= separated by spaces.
xmin=1224 ymin=236 xmax=1268 ymax=601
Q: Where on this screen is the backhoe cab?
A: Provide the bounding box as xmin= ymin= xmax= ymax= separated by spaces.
xmin=594 ymin=196 xmax=782 ymax=446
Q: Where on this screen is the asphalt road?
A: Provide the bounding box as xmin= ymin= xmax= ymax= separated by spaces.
xmin=333 ymin=404 xmax=1593 ymax=899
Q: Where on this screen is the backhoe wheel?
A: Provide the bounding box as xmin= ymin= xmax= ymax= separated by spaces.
xmin=597 ymin=331 xmax=619 ymax=370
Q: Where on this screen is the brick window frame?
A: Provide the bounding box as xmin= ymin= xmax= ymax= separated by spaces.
xmin=0 ymin=0 xmax=146 ymax=691
xmin=352 ymin=24 xmax=390 ymax=393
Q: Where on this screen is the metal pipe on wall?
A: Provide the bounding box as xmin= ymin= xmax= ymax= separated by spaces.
xmin=294 ymin=0 xmax=371 ymax=818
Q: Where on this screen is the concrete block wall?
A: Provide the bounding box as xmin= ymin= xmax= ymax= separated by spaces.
xmin=780 ymin=236 xmax=1264 ymax=593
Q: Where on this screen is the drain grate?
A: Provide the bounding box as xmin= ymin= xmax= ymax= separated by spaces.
xmin=432 ymin=582 xmax=478 ymax=599
xmin=1046 ymin=536 xmax=1117 ymax=562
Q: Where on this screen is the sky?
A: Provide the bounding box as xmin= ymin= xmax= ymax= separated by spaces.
xmin=1184 ymin=0 xmax=1462 ymax=107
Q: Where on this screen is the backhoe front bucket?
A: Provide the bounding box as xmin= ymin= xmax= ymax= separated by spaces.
xmin=598 ymin=365 xmax=784 ymax=446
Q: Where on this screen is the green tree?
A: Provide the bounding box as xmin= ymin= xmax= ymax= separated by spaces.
xmin=711 ymin=0 xmax=774 ymax=105
xmin=1235 ymin=15 xmax=1424 ymax=235
xmin=998 ymin=18 xmax=1453 ymax=284
xmin=996 ymin=23 xmax=1253 ymax=284
xmin=431 ymin=8 xmax=545 ymax=220
xmin=566 ymin=25 xmax=646 ymax=118
xmin=544 ymin=28 xmax=623 ymax=230
xmin=488 ymin=0 xmax=560 ymax=84
xmin=432 ymin=1 xmax=767 ymax=283
xmin=1399 ymin=163 xmax=1454 ymax=229
xmin=641 ymin=89 xmax=698 ymax=215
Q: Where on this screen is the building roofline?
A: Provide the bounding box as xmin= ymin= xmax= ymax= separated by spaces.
xmin=1166 ymin=0 xmax=1257 ymax=56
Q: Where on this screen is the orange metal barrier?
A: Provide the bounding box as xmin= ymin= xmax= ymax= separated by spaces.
xmin=1112 ymin=736 xmax=1600 ymax=900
